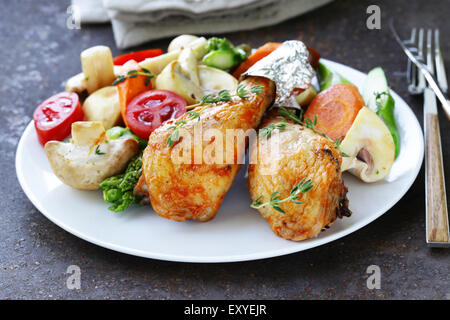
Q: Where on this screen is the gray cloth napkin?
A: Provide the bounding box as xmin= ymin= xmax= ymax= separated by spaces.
xmin=72 ymin=0 xmax=333 ymax=49
xmin=73 ymin=0 xmax=109 ymax=23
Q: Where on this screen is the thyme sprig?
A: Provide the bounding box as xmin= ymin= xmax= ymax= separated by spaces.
xmin=112 ymin=68 xmax=154 ymax=86
xmin=167 ymin=85 xmax=265 ymax=146
xmin=185 ymin=84 xmax=265 ymax=111
xmin=277 ymin=107 xmax=347 ymax=157
xmin=259 ymin=119 xmax=287 ymax=138
xmin=251 ymin=178 xmax=313 ymax=214
xmin=166 ymin=105 xmax=209 ymax=147
xmin=95 ymin=145 xmax=105 ymax=155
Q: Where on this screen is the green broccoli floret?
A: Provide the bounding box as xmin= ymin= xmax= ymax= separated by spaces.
xmin=205 ymin=37 xmax=234 ymax=52
xmin=99 ymin=153 xmax=143 ymax=212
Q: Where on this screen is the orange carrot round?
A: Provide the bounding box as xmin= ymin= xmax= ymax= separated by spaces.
xmin=304 ymin=84 xmax=364 ymax=141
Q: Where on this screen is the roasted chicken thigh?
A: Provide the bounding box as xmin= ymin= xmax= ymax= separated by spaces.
xmin=248 ymin=110 xmax=351 ymax=240
xmin=142 ymin=76 xmax=275 ymax=222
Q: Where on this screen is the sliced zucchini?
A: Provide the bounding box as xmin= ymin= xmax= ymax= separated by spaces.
xmin=202 ymin=49 xmax=238 ymax=70
xmin=318 ymin=62 xmax=352 ymax=91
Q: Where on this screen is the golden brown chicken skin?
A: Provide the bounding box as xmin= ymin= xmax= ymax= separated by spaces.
xmin=248 ymin=110 xmax=350 ymax=241
xmin=142 ymin=76 xmax=275 ymax=222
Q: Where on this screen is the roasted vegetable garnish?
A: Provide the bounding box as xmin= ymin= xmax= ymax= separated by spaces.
xmin=99 ymin=154 xmax=143 ymax=212
xmin=202 ymin=37 xmax=247 ymax=70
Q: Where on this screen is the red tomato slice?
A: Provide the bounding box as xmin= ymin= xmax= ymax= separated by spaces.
xmin=113 ymin=49 xmax=163 ymax=66
xmin=125 ymin=90 xmax=187 ymax=140
xmin=33 ymin=92 xmax=84 ymax=146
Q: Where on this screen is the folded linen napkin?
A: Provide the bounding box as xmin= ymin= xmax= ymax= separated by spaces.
xmin=72 ymin=0 xmax=333 ymax=49
xmin=105 ymin=0 xmax=278 ymax=23
xmin=72 ymin=0 xmax=109 ymax=23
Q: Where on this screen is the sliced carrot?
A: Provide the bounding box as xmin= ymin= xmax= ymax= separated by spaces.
xmin=304 ymin=84 xmax=364 ymax=141
xmin=116 ymin=60 xmax=152 ymax=127
xmin=232 ymin=42 xmax=281 ymax=79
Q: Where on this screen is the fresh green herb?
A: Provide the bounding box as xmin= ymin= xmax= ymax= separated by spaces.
xmin=112 ymin=68 xmax=154 ymax=86
xmin=278 ymin=106 xmax=304 ymax=124
xmin=334 ymin=138 xmax=342 ymax=148
xmin=95 ymin=145 xmax=105 ymax=155
xmin=166 ymin=109 xmax=205 ymax=147
xmin=251 ymin=178 xmax=313 ymax=214
xmin=168 ymin=85 xmax=265 ymax=146
xmin=259 ymin=119 xmax=287 ymax=138
xmin=375 ymin=91 xmax=388 ymax=104
xmin=277 ymin=107 xmax=348 ymax=157
xmin=99 ymin=154 xmax=143 ymax=212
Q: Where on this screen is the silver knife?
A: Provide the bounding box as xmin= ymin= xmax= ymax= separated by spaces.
xmin=424 ymin=87 xmax=450 ymax=246
xmin=390 ymin=20 xmax=450 ymax=120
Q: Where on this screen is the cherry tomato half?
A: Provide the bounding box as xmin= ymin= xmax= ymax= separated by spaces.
xmin=125 ymin=90 xmax=187 ymax=140
xmin=113 ymin=49 xmax=163 ymax=66
xmin=33 ymin=92 xmax=84 ymax=146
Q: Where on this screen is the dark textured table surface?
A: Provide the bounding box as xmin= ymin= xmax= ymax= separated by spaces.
xmin=1 ymin=0 xmax=449 ymax=299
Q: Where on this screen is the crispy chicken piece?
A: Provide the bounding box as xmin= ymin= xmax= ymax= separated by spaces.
xmin=248 ymin=110 xmax=350 ymax=241
xmin=142 ymin=76 xmax=275 ymax=222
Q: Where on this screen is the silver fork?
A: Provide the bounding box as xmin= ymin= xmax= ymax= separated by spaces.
xmin=406 ymin=28 xmax=450 ymax=246
xmin=404 ymin=28 xmax=427 ymax=94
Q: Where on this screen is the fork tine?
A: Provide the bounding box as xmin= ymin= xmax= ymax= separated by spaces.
xmin=426 ymin=29 xmax=435 ymax=76
xmin=406 ymin=28 xmax=418 ymax=92
xmin=434 ymin=29 xmax=448 ymax=94
xmin=417 ymin=28 xmax=427 ymax=93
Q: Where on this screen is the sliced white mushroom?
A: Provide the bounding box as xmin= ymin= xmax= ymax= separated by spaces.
xmin=140 ymin=36 xmax=207 ymax=76
xmin=71 ymin=121 xmax=106 ymax=146
xmin=178 ymin=47 xmax=201 ymax=87
xmin=155 ymin=60 xmax=203 ymax=104
xmin=198 ymin=65 xmax=238 ymax=96
xmin=45 ymin=121 xmax=139 ymax=190
xmin=65 ymin=72 xmax=88 ymax=95
xmin=168 ymin=34 xmax=200 ymax=52
xmin=339 ymin=106 xmax=395 ymax=182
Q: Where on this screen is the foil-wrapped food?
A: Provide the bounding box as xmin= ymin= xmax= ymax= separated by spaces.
xmin=242 ymin=40 xmax=315 ymax=109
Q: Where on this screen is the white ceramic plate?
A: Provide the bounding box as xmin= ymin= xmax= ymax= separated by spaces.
xmin=16 ymin=59 xmax=424 ymax=263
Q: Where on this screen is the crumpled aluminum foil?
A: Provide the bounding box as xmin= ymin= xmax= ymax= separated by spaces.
xmin=242 ymin=40 xmax=315 ymax=109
